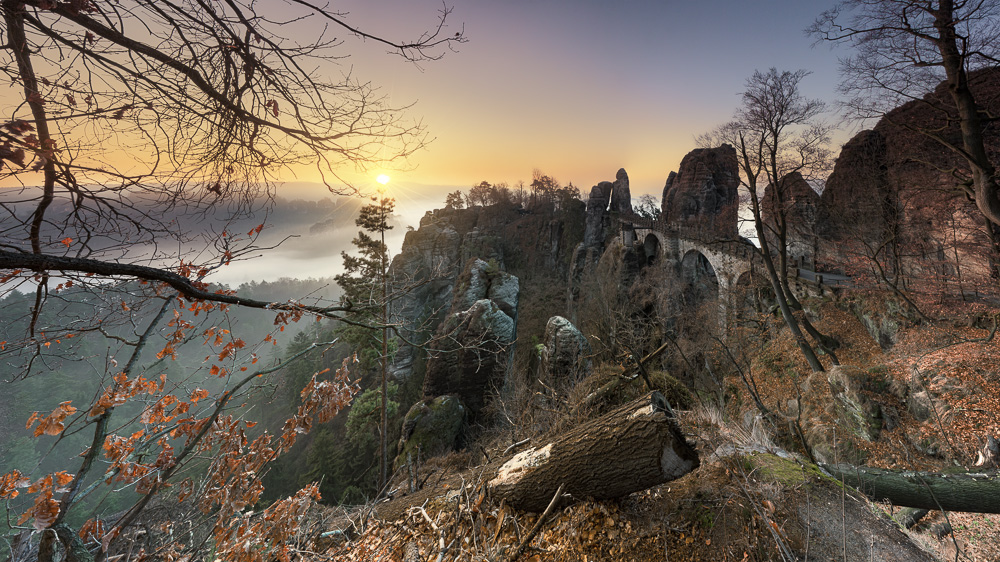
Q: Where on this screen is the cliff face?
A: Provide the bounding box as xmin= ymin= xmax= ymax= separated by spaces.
xmin=815 ymin=69 xmax=1000 ymax=289
xmin=388 ymin=201 xmax=585 ymax=381
xmin=568 ymin=169 xmax=636 ymax=321
xmin=661 ymin=144 xmax=740 ymax=238
xmin=420 ymin=259 xmax=518 ymax=420
xmin=761 ymin=171 xmax=820 ymax=266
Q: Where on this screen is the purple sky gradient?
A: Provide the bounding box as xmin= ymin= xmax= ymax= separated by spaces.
xmin=313 ymin=0 xmax=851 ymax=209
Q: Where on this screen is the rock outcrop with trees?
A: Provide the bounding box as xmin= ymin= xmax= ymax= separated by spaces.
xmin=7 ymin=1 xmax=1000 ymax=561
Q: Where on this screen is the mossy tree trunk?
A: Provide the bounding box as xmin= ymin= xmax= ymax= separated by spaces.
xmin=488 ymin=392 xmax=699 ymax=512
xmin=822 ymin=463 xmax=1000 ymax=513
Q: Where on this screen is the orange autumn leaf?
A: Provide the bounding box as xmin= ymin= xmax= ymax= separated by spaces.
xmin=79 ymin=518 xmax=105 ymax=542
xmin=61 ymin=237 xmax=72 ymax=247
xmin=28 ymin=401 xmax=77 ymax=437
xmin=54 ymin=471 xmax=74 ymax=487
xmin=0 ymin=471 xmax=23 ymax=499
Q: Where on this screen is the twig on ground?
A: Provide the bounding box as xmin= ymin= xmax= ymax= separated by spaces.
xmin=502 ymin=439 xmax=531 ymax=456
xmin=505 ymin=483 xmax=566 ymax=562
xmin=410 ymin=504 xmax=455 ymax=562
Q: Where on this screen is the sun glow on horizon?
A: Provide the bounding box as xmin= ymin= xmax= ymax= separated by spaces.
xmin=376 ymin=174 xmax=391 ymax=185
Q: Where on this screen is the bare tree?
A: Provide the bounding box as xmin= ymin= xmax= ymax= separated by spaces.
xmin=0 ymin=1 xmax=463 ymax=559
xmin=700 ymin=69 xmax=834 ymax=372
xmin=810 ymin=0 xmax=1000 ymax=270
xmin=0 ymin=0 xmax=464 ymax=317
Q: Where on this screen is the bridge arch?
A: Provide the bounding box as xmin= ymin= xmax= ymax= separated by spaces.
xmin=642 ymin=233 xmax=660 ymax=266
xmin=624 ymin=222 xmax=758 ymax=330
xmin=680 ymin=249 xmax=720 ymax=306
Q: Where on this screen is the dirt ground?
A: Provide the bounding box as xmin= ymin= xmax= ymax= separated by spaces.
xmin=297 ymin=298 xmax=1000 ymax=561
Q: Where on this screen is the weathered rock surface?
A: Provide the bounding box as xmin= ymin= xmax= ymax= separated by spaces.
xmin=794 ymin=366 xmax=883 ymax=464
xmin=420 ymin=259 xmax=519 ymax=420
xmin=815 ymin=68 xmax=1000 ymax=289
xmin=815 ymin=129 xmax=890 ymax=241
xmin=582 ymin=182 xmax=613 ymax=249
xmin=388 ymin=202 xmax=579 ymax=381
xmin=661 ymin=145 xmax=739 ymax=238
xmin=421 ymin=298 xmax=515 ymax=420
xmin=825 ymin=365 xmax=883 ymax=443
xmin=569 ymin=169 xmax=638 ymax=320
xmin=610 ymin=168 xmax=633 ymax=216
xmin=395 ymin=394 xmax=466 ymax=469
xmin=761 ymin=171 xmax=820 ymax=265
xmin=451 ymin=258 xmax=519 ymax=320
xmin=538 ymin=316 xmax=592 ymax=386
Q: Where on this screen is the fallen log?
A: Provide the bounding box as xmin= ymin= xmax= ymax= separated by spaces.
xmin=894 ymin=507 xmax=930 ymax=529
xmin=488 ymin=391 xmax=699 ymax=511
xmin=821 ymin=463 xmax=1000 ymax=514
xmin=574 ymin=341 xmax=670 ymax=414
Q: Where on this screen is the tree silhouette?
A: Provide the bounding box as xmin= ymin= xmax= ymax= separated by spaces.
xmin=701 ymin=68 xmax=835 ymax=372
xmin=0 ymin=1 xmax=463 ymax=559
xmin=335 ymin=194 xmax=395 ymax=491
xmin=811 ymin=0 xmax=1000 ymax=272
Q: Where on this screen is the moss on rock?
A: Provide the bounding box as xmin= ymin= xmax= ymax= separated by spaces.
xmin=395 ymin=394 xmax=467 ymax=469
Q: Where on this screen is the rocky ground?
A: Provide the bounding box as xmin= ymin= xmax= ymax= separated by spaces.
xmin=277 ymin=294 xmax=1000 ymax=561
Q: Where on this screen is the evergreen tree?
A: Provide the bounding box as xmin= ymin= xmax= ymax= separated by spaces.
xmin=335 ymin=195 xmax=396 ymax=490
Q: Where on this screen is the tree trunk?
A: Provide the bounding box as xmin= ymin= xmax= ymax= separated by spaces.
xmin=894 ymin=507 xmax=930 ymax=529
xmin=488 ymin=392 xmax=699 ymax=512
xmin=574 ymin=341 xmax=670 ymax=414
xmin=821 ymin=463 xmax=1000 ymax=513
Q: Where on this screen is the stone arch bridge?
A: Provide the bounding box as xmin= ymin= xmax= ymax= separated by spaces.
xmin=618 ymin=213 xmax=760 ymax=326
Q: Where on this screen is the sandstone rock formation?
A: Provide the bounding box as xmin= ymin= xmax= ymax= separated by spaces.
xmin=395 ymin=394 xmax=466 ymax=469
xmin=569 ymin=169 xmax=637 ymax=320
xmin=451 ymin=258 xmax=519 ymax=320
xmin=581 ymin=182 xmax=613 ymax=249
xmin=389 ymin=199 xmax=584 ymax=382
xmin=420 ymin=259 xmax=519 ymax=420
xmin=815 ymin=129 xmax=889 ymax=242
xmin=538 ymin=316 xmax=592 ymax=386
xmin=761 ymin=171 xmax=820 ymax=266
xmin=793 ymin=366 xmax=883 ymax=464
xmin=610 ymin=168 xmax=633 ymax=216
xmin=579 ymin=169 xmax=634 ymax=252
xmin=661 ymin=145 xmax=740 ymax=238
xmin=815 ymin=68 xmax=1000 ymax=291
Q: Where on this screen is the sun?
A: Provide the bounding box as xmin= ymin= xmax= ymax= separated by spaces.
xmin=376 ymin=174 xmax=391 ymax=185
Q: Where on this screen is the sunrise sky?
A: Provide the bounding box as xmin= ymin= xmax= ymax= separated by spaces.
xmin=304 ymin=0 xmax=851 ymax=217
xmin=1 ymin=0 xmax=857 ymax=286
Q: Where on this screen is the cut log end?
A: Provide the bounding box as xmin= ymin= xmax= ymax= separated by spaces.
xmin=662 ymin=444 xmax=698 ymax=480
xmin=488 ymin=391 xmax=699 ymax=511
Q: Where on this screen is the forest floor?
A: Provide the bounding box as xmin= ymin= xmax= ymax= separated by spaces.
xmin=290 ymin=294 xmax=1000 ymax=561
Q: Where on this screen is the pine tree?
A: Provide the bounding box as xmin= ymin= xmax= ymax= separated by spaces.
xmin=335 ymin=195 xmax=395 ymax=490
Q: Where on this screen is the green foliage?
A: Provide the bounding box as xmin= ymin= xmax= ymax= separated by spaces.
xmin=339 ymin=485 xmax=366 ymax=505
xmin=346 ymin=385 xmax=400 ymax=444
xmin=335 ymin=196 xmax=396 ymax=374
xmin=484 ymin=258 xmax=501 ymax=276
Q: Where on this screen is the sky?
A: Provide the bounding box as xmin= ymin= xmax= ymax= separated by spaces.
xmin=299 ymin=0 xmax=852 ymax=218
xmin=2 ymin=0 xmax=858 ymax=286
xmin=213 ymin=0 xmax=855 ymax=286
